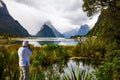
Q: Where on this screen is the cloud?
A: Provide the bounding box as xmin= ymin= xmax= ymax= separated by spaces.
xmin=3 ymin=0 xmax=99 ymax=35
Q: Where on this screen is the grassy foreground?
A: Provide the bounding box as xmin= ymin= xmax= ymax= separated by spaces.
xmin=0 ymin=37 xmax=120 ymax=80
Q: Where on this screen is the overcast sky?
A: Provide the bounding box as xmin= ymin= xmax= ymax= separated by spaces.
xmin=3 ymin=0 xmax=99 ymax=35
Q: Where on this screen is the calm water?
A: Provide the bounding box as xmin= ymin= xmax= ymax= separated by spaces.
xmin=11 ymin=37 xmax=80 ymax=46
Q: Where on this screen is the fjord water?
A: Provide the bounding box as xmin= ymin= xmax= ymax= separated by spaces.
xmin=13 ymin=37 xmax=79 ymax=46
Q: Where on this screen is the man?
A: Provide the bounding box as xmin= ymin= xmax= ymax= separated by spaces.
xmin=18 ymin=41 xmax=32 ymax=80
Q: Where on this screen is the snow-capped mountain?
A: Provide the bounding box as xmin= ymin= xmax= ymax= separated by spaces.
xmin=35 ymin=21 xmax=64 ymax=37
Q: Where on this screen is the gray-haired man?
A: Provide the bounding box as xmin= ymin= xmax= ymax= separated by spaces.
xmin=18 ymin=41 xmax=32 ymax=80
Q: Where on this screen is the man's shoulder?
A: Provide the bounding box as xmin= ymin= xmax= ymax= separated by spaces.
xmin=18 ymin=47 xmax=26 ymax=51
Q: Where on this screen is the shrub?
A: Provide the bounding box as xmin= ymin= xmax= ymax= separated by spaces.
xmin=74 ymin=37 xmax=106 ymax=60
xmin=96 ymin=50 xmax=120 ymax=80
xmin=63 ymin=66 xmax=95 ymax=80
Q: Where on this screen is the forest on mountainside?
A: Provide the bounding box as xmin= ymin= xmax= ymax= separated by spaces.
xmin=83 ymin=0 xmax=120 ymax=79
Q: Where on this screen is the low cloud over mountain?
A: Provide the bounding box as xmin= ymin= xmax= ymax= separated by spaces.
xmin=3 ymin=0 xmax=99 ymax=35
xmin=63 ymin=24 xmax=90 ymax=38
xmin=35 ymin=21 xmax=64 ymax=37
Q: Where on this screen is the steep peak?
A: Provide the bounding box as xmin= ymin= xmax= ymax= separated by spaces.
xmin=42 ymin=21 xmax=56 ymax=33
xmin=0 ymin=1 xmax=3 ymax=7
xmin=36 ymin=21 xmax=64 ymax=37
xmin=0 ymin=0 xmax=12 ymax=19
xmin=0 ymin=0 xmax=6 ymax=8
xmin=81 ymin=24 xmax=89 ymax=29
xmin=0 ymin=0 xmax=29 ymax=37
xmin=43 ymin=21 xmax=55 ymax=30
xmin=44 ymin=21 xmax=52 ymax=27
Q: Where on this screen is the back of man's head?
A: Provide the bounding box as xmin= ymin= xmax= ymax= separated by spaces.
xmin=22 ymin=41 xmax=29 ymax=47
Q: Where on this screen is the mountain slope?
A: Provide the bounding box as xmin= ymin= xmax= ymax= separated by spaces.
xmin=63 ymin=28 xmax=79 ymax=38
xmin=78 ymin=24 xmax=90 ymax=36
xmin=63 ymin=24 xmax=90 ymax=38
xmin=35 ymin=21 xmax=64 ymax=37
xmin=87 ymin=8 xmax=120 ymax=44
xmin=0 ymin=1 xmax=29 ymax=37
xmin=36 ymin=24 xmax=56 ymax=37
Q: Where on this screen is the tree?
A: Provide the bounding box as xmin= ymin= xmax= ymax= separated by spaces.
xmin=82 ymin=0 xmax=120 ymax=17
xmin=83 ymin=0 xmax=120 ymax=45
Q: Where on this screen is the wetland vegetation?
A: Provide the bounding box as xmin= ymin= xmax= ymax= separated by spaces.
xmin=0 ymin=36 xmax=120 ymax=80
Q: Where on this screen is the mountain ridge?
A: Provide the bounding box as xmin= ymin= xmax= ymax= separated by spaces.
xmin=0 ymin=1 xmax=29 ymax=37
xmin=63 ymin=24 xmax=90 ymax=38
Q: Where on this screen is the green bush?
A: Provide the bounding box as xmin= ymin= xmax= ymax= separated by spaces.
xmin=63 ymin=66 xmax=95 ymax=80
xmin=96 ymin=50 xmax=120 ymax=80
xmin=74 ymin=37 xmax=106 ymax=60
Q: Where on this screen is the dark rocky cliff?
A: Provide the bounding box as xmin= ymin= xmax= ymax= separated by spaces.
xmin=0 ymin=1 xmax=29 ymax=37
xmin=36 ymin=24 xmax=56 ymax=37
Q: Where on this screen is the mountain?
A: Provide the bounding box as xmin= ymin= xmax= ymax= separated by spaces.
xmin=78 ymin=24 xmax=90 ymax=36
xmin=35 ymin=21 xmax=64 ymax=37
xmin=87 ymin=8 xmax=120 ymax=44
xmin=0 ymin=1 xmax=29 ymax=37
xmin=63 ymin=28 xmax=79 ymax=38
xmin=63 ymin=24 xmax=90 ymax=38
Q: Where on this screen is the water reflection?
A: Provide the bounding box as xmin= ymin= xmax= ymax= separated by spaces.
xmin=37 ymin=41 xmax=60 ymax=45
xmin=63 ymin=60 xmax=95 ymax=77
xmin=1 ymin=37 xmax=82 ymax=46
xmin=48 ymin=59 xmax=96 ymax=79
xmin=27 ymin=38 xmax=78 ymax=46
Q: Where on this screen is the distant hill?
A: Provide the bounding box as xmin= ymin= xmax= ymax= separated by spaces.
xmin=35 ymin=21 xmax=64 ymax=37
xmin=63 ymin=28 xmax=79 ymax=38
xmin=0 ymin=1 xmax=29 ymax=37
xmin=63 ymin=24 xmax=90 ymax=38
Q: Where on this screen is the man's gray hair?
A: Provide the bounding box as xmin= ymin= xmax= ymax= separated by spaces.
xmin=22 ymin=41 xmax=29 ymax=47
